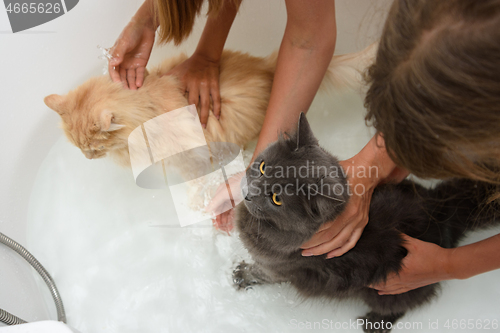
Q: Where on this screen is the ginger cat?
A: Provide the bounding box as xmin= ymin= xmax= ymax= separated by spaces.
xmin=44 ymin=44 xmax=377 ymax=167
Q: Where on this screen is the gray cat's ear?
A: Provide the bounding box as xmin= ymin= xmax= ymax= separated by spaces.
xmin=296 ymin=112 xmax=318 ymax=150
xmin=100 ymin=109 xmax=125 ymax=132
xmin=44 ymin=94 xmax=66 ymax=115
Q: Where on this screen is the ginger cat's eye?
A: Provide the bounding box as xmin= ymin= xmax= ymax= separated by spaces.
xmin=272 ymin=193 xmax=282 ymax=206
xmin=259 ymin=161 xmax=266 ymax=175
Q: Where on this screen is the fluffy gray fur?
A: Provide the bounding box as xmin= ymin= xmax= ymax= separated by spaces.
xmin=234 ymin=113 xmax=499 ymax=333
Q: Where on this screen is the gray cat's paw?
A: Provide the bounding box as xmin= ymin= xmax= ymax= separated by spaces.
xmin=232 ymin=261 xmax=261 ymax=290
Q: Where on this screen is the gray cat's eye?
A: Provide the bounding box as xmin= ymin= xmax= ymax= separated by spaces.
xmin=271 ymin=193 xmax=282 ymax=206
xmin=259 ymin=161 xmax=266 ymax=175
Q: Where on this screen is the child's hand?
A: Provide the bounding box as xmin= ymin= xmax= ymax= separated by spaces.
xmin=205 ymin=171 xmax=245 ymax=232
xmin=109 ymin=18 xmax=156 ymax=90
xmin=300 ymin=158 xmax=375 ymax=258
xmin=165 ymin=53 xmax=221 ymax=129
xmin=300 ymin=135 xmax=409 ymax=258
xmin=370 ymin=234 xmax=452 ymax=294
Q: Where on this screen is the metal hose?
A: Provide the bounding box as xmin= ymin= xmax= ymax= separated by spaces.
xmin=0 ymin=308 xmax=26 ymax=325
xmin=0 ymin=232 xmax=66 ymax=325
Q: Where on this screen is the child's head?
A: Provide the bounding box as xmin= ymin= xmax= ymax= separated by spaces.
xmin=153 ymin=0 xmax=238 ymax=45
xmin=365 ymin=0 xmax=500 ymax=185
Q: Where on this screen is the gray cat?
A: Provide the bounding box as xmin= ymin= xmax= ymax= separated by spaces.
xmin=233 ymin=113 xmax=499 ymax=333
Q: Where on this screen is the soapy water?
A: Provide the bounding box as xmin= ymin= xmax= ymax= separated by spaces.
xmin=26 ymin=93 xmax=500 ymax=332
xmin=97 ymin=45 xmax=112 ymax=75
xmin=27 ymin=138 xmax=348 ymax=333
xmin=128 ymin=105 xmax=247 ymax=227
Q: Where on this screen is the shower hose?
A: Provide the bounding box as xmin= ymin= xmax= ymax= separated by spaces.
xmin=0 ymin=232 xmax=66 ymax=325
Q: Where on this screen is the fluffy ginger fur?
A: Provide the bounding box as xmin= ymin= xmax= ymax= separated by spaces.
xmin=44 ymin=44 xmax=377 ymax=167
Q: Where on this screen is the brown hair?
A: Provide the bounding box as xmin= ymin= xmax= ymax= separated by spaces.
xmin=365 ymin=0 xmax=500 ymax=193
xmin=153 ymin=0 xmax=229 ymax=45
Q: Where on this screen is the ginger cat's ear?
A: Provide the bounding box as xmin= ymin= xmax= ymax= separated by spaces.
xmin=44 ymin=94 xmax=66 ymax=115
xmin=100 ymin=109 xmax=125 ymax=132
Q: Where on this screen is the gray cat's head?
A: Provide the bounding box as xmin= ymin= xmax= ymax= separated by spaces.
xmin=243 ymin=113 xmax=349 ymax=236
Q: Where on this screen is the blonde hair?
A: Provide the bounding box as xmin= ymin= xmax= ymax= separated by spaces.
xmin=365 ymin=0 xmax=500 ymax=200
xmin=153 ymin=0 xmax=228 ymax=45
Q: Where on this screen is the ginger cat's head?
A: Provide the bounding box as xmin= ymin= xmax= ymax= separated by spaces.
xmin=45 ymin=77 xmax=128 ymax=160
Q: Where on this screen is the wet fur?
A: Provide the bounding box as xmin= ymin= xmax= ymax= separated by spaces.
xmin=44 ymin=45 xmax=377 ymax=167
xmin=234 ymin=114 xmax=500 ymax=332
